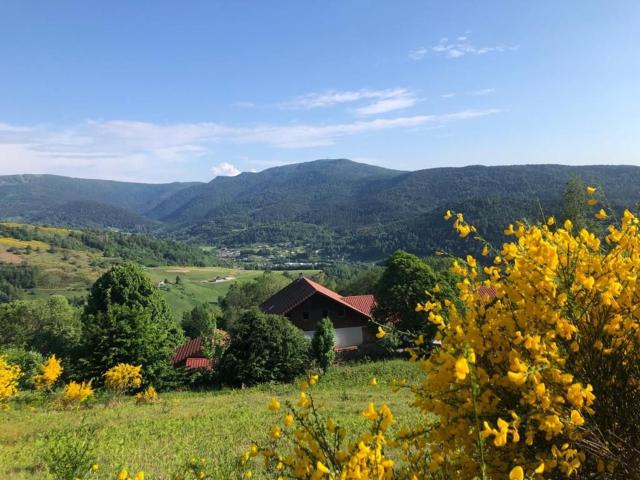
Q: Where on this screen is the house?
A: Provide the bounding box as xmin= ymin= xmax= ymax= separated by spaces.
xmin=260 ymin=276 xmax=376 ymax=349
xmin=173 ymin=330 xmax=229 ymax=370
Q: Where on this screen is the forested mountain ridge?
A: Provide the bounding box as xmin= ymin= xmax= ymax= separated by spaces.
xmin=3 ymin=161 xmax=640 ymax=260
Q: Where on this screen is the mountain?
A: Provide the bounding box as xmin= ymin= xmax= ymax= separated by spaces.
xmin=3 ymin=161 xmax=640 ymax=260
xmin=0 ymin=174 xmax=200 ymax=223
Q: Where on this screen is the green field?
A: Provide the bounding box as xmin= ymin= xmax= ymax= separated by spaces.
xmin=145 ymin=266 xmax=318 ymax=319
xmin=0 ymin=360 xmax=421 ymax=480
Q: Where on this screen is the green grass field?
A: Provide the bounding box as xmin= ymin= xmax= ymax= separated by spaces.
xmin=145 ymin=267 xmax=318 ymax=319
xmin=0 ymin=360 xmax=422 ymax=480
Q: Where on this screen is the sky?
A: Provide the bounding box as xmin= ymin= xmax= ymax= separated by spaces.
xmin=0 ymin=1 xmax=639 ymax=183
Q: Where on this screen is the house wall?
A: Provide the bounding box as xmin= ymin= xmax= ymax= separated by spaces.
xmin=286 ymin=293 xmax=375 ymax=346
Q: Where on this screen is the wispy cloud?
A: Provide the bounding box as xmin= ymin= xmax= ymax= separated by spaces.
xmin=282 ymin=88 xmax=418 ymax=115
xmin=211 ymin=162 xmax=241 ymax=177
xmin=410 ymin=35 xmax=518 ymax=60
xmin=469 ymin=88 xmax=496 ymax=96
xmin=0 ymin=109 xmax=499 ymax=180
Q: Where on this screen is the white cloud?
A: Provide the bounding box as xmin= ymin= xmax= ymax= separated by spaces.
xmin=211 ymin=162 xmax=241 ymax=177
xmin=0 ymin=109 xmax=499 ymax=180
xmin=440 ymin=93 xmax=457 ymax=99
xmin=470 ymin=88 xmax=496 ymax=96
xmin=282 ymin=88 xmax=419 ymax=116
xmin=408 ymin=47 xmax=428 ymax=61
xmin=411 ymin=35 xmax=518 ymax=60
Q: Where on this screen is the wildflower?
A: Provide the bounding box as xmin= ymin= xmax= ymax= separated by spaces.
xmin=370 ymin=377 xmax=378 ymax=386
xmin=135 ymin=386 xmax=158 ymax=405
xmin=61 ymin=380 xmax=93 ymax=406
xmin=454 ymin=357 xmax=469 ymax=381
xmin=33 ymin=355 xmax=63 ymax=391
xmin=376 ymin=326 xmax=386 ymax=338
xmin=0 ymin=356 xmax=21 ymax=403
xmin=595 ymin=209 xmax=608 ymax=220
xmin=134 ymin=472 xmax=144 ymax=480
xmin=586 ymin=186 xmax=597 ymax=194
xmin=104 ymin=363 xmax=142 ymax=395
xmin=509 ymin=466 xmax=524 ymax=480
xmin=268 ymin=397 xmax=281 ymax=411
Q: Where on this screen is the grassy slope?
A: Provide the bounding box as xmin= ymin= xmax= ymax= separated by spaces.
xmin=0 ymin=360 xmax=422 ymax=480
xmin=1 ymin=234 xmax=316 ymax=319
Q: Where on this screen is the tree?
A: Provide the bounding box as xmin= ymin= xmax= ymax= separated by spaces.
xmin=218 ymin=309 xmax=309 ymax=386
xmin=182 ymin=303 xmax=220 ymax=338
xmin=559 ymin=176 xmax=598 ymax=233
xmin=0 ymin=295 xmax=81 ymax=357
xmin=373 ymin=251 xmax=456 ymax=334
xmin=311 ymin=318 xmax=335 ymax=372
xmin=78 ymin=263 xmax=183 ymax=386
xmin=220 ymin=272 xmax=291 ymax=329
xmin=175 ymin=275 xmax=182 ymax=285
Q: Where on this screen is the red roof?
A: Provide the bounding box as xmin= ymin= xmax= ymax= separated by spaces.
xmin=173 ymin=336 xmax=204 ymax=364
xmin=185 ymin=357 xmax=214 ymax=369
xmin=260 ymin=276 xmax=374 ymax=318
xmin=343 ymin=295 xmax=376 ymax=317
xmin=173 ymin=330 xmax=229 ymax=365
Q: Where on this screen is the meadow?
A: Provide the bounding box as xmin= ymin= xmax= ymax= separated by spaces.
xmin=0 ymin=359 xmax=420 ymax=480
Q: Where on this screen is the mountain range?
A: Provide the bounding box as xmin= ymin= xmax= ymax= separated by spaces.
xmin=2 ymin=160 xmax=640 ymax=259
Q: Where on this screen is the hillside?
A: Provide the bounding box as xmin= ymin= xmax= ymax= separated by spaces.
xmin=3 ymin=161 xmax=640 ymax=260
xmin=0 ymin=174 xmax=199 ymax=226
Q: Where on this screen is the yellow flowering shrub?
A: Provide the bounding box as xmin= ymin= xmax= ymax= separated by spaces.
xmin=0 ymin=355 xmax=21 ymax=405
xmin=250 ymin=192 xmax=640 ymax=478
xmin=135 ymin=385 xmax=158 ymax=405
xmin=33 ymin=354 xmax=63 ymax=391
xmin=104 ymin=363 xmax=142 ymax=395
xmin=61 ymin=380 xmax=94 ymax=406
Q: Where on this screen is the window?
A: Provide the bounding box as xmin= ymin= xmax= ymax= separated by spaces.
xmin=322 ymin=309 xmax=329 ymax=318
xmin=303 ymin=311 xmax=309 ymax=320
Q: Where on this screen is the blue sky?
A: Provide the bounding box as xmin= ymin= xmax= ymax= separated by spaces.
xmin=0 ymin=1 xmax=639 ymax=182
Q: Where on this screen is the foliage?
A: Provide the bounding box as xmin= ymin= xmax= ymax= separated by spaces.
xmin=135 ymin=386 xmax=158 ymax=405
xmin=0 ymin=347 xmax=43 ymax=389
xmin=78 ymin=263 xmax=183 ymax=387
xmin=218 ymin=309 xmax=309 ymax=386
xmin=33 ymin=354 xmax=63 ymax=391
xmin=0 ymin=355 xmax=21 ymax=404
xmin=40 ymin=423 xmax=99 ymax=480
xmin=373 ymin=250 xmax=456 ymax=334
xmin=181 ymin=303 xmax=219 ymax=338
xmin=311 ymin=318 xmax=336 ymax=372
xmin=61 ymin=381 xmax=94 ymax=406
xmin=0 ymin=295 xmax=81 ymax=356
xmin=249 ymin=192 xmax=640 ymax=478
xmin=559 ymin=176 xmax=599 ymax=233
xmin=219 ymin=272 xmax=291 ymax=329
xmin=247 ymin=374 xmax=396 ymax=479
xmin=104 ymin=363 xmax=143 ymax=395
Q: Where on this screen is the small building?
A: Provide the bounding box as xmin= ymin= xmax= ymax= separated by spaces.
xmin=260 ymin=276 xmax=376 ymax=349
xmin=173 ymin=330 xmax=229 ymax=370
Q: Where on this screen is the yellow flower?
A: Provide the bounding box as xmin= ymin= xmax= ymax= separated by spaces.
xmin=134 ymin=472 xmax=144 ymax=480
xmin=309 ymin=374 xmax=319 ymax=386
xmin=284 ymin=412 xmax=294 ymax=427
xmin=376 ymin=326 xmax=386 ymax=338
xmin=370 ymin=377 xmax=378 ymax=386
xmin=104 ymin=363 xmax=142 ymax=395
xmin=547 ymin=216 xmax=555 ymax=226
xmin=33 ymin=355 xmax=63 ymax=391
xmin=454 ymin=357 xmax=469 ymax=381
xmin=595 ymin=209 xmax=608 ymax=220
xmin=535 ymin=462 xmax=545 ymax=473
xmin=444 ymin=210 xmax=453 ymax=220
xmin=268 ymin=397 xmax=281 ymax=411
xmin=509 ymin=466 xmax=524 ymax=480
xmin=117 ymin=469 xmax=129 ymax=480
xmin=586 ymin=186 xmax=597 ymax=194
xmin=570 ymin=409 xmax=585 ymax=426
xmin=587 ymin=198 xmax=598 ymax=206
xmin=363 ymin=402 xmax=377 ymax=420
xmin=316 ymin=461 xmax=330 ymax=474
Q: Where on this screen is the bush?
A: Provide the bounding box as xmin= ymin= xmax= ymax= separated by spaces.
xmin=0 ymin=347 xmax=42 ymax=389
xmin=218 ymin=309 xmax=309 ymax=386
xmin=311 ymin=318 xmax=335 ymax=372
xmin=41 ymin=423 xmax=98 ymax=480
xmin=249 ymin=198 xmax=640 ymax=479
